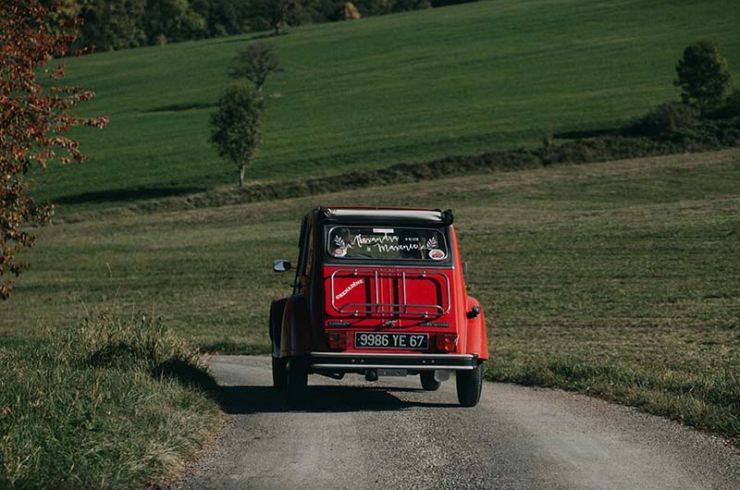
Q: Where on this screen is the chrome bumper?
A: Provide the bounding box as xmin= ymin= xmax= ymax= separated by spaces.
xmin=309 ymin=352 xmax=477 ymax=371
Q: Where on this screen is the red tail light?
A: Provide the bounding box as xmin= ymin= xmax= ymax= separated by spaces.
xmin=327 ymin=332 xmax=347 ymax=351
xmin=436 ymin=333 xmax=458 ymax=353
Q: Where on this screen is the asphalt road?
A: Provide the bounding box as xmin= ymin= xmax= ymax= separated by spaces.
xmin=177 ymin=356 xmax=739 ymax=490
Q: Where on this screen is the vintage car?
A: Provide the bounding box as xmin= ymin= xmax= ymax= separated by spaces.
xmin=270 ymin=206 xmax=488 ymax=406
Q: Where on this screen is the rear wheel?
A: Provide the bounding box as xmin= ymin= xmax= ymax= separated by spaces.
xmin=456 ymin=362 xmax=484 ymax=407
xmin=287 ymin=357 xmax=308 ymax=407
xmin=272 ymin=357 xmax=287 ymax=390
xmin=420 ymin=371 xmax=441 ymax=391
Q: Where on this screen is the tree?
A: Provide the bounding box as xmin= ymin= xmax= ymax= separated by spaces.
xmin=229 ymin=43 xmax=282 ymax=92
xmin=144 ymin=0 xmax=207 ymax=44
xmin=78 ymin=0 xmax=148 ymax=51
xmin=252 ymin=0 xmax=299 ymax=36
xmin=342 ymin=2 xmax=361 ymax=20
xmin=674 ymin=41 xmax=733 ymax=114
xmin=392 ymin=0 xmax=430 ymax=12
xmin=0 ymin=0 xmax=107 ymax=299
xmin=210 ymin=84 xmax=264 ymax=188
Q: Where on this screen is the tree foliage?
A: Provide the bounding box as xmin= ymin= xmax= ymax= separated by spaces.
xmin=229 ymin=43 xmax=282 ymax=92
xmin=674 ymin=41 xmax=733 ymax=114
xmin=251 ymin=0 xmax=300 ymax=35
xmin=78 ymin=0 xmax=211 ymax=50
xmin=190 ymin=0 xmax=253 ymax=37
xmin=342 ymin=2 xmax=361 ymax=20
xmin=210 ymin=84 xmax=264 ymax=187
xmin=78 ymin=0 xmax=148 ymax=51
xmin=0 ymin=0 xmax=107 ymax=299
xmin=143 ymin=0 xmax=208 ymax=44
xmin=69 ymin=0 xmax=452 ymax=51
xmin=627 ymin=102 xmax=700 ymax=140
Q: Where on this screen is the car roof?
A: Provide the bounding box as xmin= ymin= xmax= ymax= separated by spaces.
xmin=314 ymin=206 xmax=454 ymax=226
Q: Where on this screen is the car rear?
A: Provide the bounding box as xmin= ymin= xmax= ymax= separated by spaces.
xmin=311 ymin=222 xmax=478 ymax=374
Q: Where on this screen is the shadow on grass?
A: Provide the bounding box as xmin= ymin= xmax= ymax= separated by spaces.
xmin=153 ymin=358 xmax=221 ymax=395
xmin=144 ymin=102 xmax=215 ymax=113
xmin=55 ymin=186 xmax=206 ymax=205
xmin=554 ymin=127 xmax=621 ymax=139
xmin=207 ymin=31 xmax=287 ymax=47
xmin=217 ymin=384 xmax=459 ymax=414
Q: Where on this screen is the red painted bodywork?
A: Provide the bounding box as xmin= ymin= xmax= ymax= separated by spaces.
xmin=271 ymin=207 xmax=488 ymax=362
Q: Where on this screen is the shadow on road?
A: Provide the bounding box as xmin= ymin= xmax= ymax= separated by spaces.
xmin=218 ymin=384 xmax=459 ymax=414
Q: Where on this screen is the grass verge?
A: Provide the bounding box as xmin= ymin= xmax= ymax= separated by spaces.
xmin=0 ymin=314 xmax=221 ymax=489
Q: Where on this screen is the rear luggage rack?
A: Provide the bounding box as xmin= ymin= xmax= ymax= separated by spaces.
xmin=329 ymin=269 xmax=451 ymax=318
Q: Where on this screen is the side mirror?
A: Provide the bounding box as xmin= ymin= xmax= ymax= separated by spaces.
xmin=462 ymin=261 xmax=469 ymax=275
xmin=273 ymin=259 xmax=291 ymax=273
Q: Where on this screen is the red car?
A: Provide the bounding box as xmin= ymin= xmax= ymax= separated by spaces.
xmin=270 ymin=206 xmax=488 ymax=406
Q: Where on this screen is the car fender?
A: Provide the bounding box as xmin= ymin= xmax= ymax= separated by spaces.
xmin=278 ymin=295 xmax=312 ymax=358
xmin=465 ymin=296 xmax=489 ymax=360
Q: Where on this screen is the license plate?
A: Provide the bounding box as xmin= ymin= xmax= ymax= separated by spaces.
xmin=355 ymin=332 xmax=429 ymax=349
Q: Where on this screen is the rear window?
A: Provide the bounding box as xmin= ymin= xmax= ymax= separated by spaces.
xmin=327 ymin=226 xmax=449 ymax=261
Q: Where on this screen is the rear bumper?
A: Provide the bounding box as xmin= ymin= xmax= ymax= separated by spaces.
xmin=309 ymin=352 xmax=478 ymax=371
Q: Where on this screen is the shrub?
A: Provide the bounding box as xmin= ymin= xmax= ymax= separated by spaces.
xmin=54 ymin=313 xmax=202 ymax=371
xmin=713 ymin=89 xmax=740 ymax=119
xmin=627 ymin=102 xmax=700 ymax=140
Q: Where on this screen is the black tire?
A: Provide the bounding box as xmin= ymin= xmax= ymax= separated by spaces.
xmin=286 ymin=357 xmax=308 ymax=407
xmin=420 ymin=371 xmax=441 ymax=391
xmin=456 ymin=362 xmax=484 ymax=407
xmin=272 ymin=357 xmax=288 ymax=390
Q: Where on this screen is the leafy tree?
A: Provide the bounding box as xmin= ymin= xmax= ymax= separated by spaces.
xmin=252 ymin=0 xmax=299 ymax=35
xmin=78 ymin=0 xmax=147 ymax=51
xmin=144 ymin=0 xmax=207 ymax=44
xmin=352 ymin=0 xmax=392 ymax=15
xmin=391 ymin=0 xmax=429 ymax=12
xmin=342 ymin=2 xmax=361 ymax=20
xmin=229 ymin=43 xmax=282 ymax=92
xmin=210 ymin=84 xmax=264 ymax=187
xmin=0 ymin=0 xmax=107 ymax=299
xmin=674 ymin=41 xmax=732 ymax=114
xmin=194 ymin=0 xmax=253 ymax=36
xmin=202 ymin=0 xmax=253 ymax=36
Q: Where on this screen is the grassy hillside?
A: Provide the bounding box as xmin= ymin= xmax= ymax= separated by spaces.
xmin=6 ymin=150 xmax=740 ymax=440
xmin=35 ymin=0 xmax=740 ymax=211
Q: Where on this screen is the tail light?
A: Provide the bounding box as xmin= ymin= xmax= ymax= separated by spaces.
xmin=436 ymin=333 xmax=458 ymax=353
xmin=327 ymin=332 xmax=347 ymax=351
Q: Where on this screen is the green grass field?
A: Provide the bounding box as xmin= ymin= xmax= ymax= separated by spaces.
xmin=34 ymin=0 xmax=740 ymax=211
xmin=5 ymin=150 xmax=739 ymax=441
